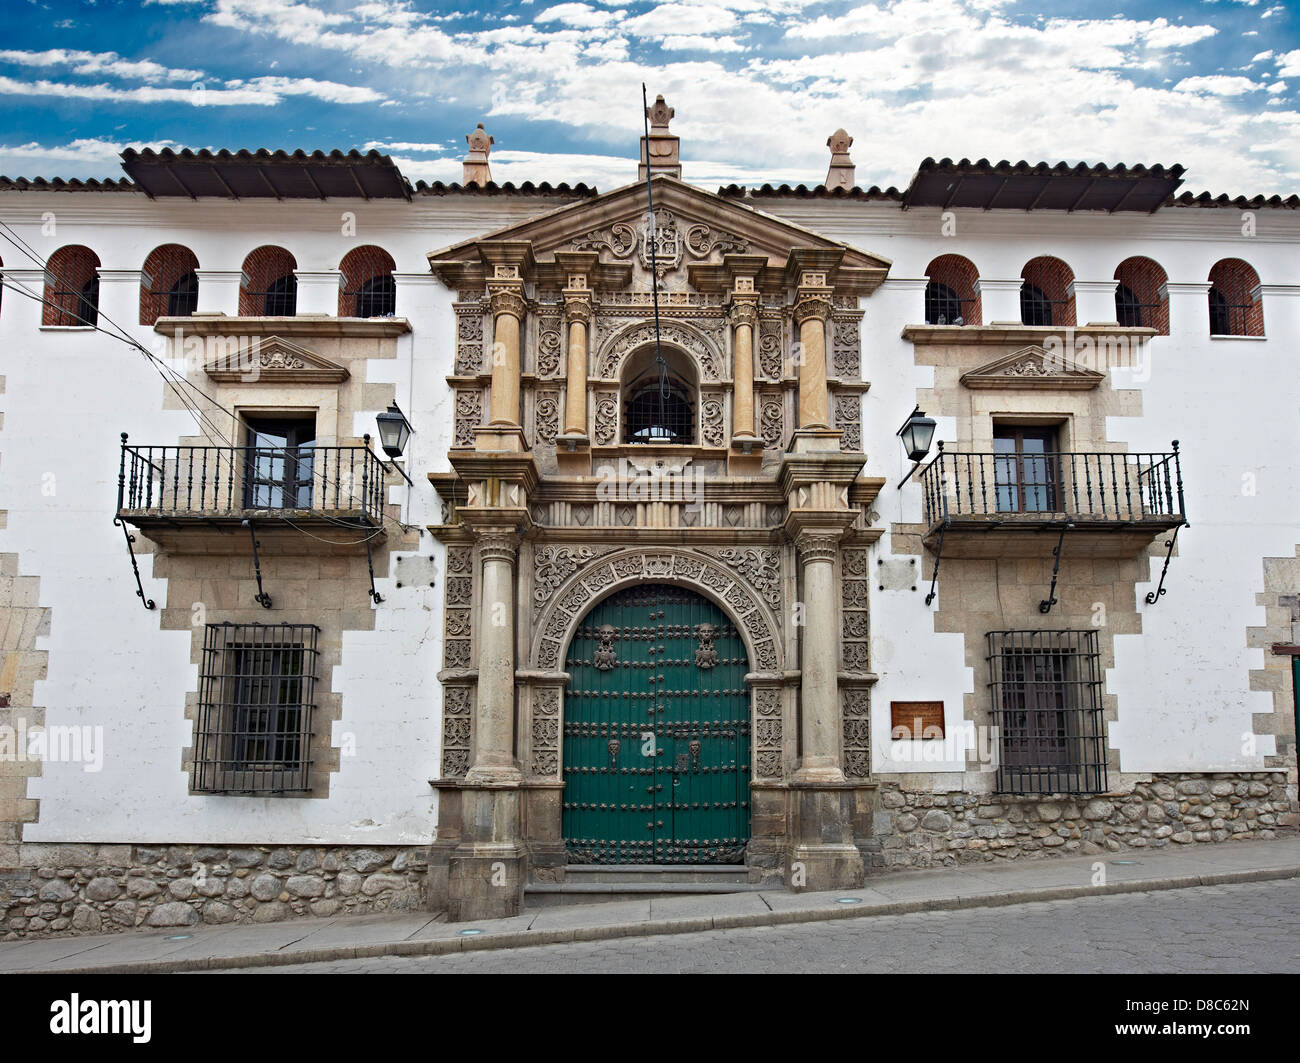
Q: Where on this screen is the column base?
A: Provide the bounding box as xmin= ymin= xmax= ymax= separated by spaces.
xmin=473 ymin=425 xmax=530 ymax=452
xmin=786 ymin=780 xmax=865 ymax=891
xmin=446 ymin=843 xmax=527 ymax=922
xmin=789 ymin=427 xmax=843 ymax=453
xmin=785 ymin=843 xmax=866 ymax=892
xmin=464 ymin=763 xmax=523 ymax=786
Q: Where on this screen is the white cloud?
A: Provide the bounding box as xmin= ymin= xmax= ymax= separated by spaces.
xmin=534 ymin=3 xmax=623 ymax=29
xmin=1267 ymin=81 xmax=1287 ymax=93
xmin=0 ymin=48 xmax=204 ymax=83
xmin=623 ymin=2 xmax=739 ymax=37
xmin=659 ymin=34 xmax=747 ymax=51
xmin=1174 ymin=75 xmax=1263 ymax=95
xmin=0 ymin=74 xmax=384 ymax=106
xmin=1278 ymin=49 xmax=1300 ymax=76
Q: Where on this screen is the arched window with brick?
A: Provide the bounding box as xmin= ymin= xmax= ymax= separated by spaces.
xmin=1207 ymin=259 xmax=1263 ymax=337
xmin=1020 ymin=256 xmax=1075 ymax=327
xmin=339 ymin=246 xmax=396 ymax=318
xmin=140 ymin=244 xmax=200 ymax=325
xmin=240 ymin=246 xmax=297 ymax=317
xmin=43 ymin=245 xmax=101 ymax=327
xmin=924 ymin=254 xmax=980 ymax=325
xmin=1113 ymin=257 xmax=1169 ymax=334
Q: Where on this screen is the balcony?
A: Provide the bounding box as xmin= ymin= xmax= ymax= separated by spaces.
xmin=116 ymin=437 xmax=387 ymax=553
xmin=919 ymin=444 xmax=1186 ymax=559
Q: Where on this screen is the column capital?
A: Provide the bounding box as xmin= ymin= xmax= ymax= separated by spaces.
xmin=487 ymin=284 xmax=527 ymax=321
xmin=728 ymin=295 xmax=759 ymax=329
xmin=562 ymin=290 xmax=592 ymax=323
xmin=473 ymin=528 xmax=522 ymax=564
xmin=793 ymin=289 xmax=833 ymax=325
xmin=794 ymin=530 xmax=843 ymax=563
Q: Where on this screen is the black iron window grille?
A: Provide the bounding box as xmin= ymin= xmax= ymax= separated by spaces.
xmin=1114 ymin=283 xmax=1164 ymax=329
xmin=987 ymin=630 xmax=1106 ymax=795
xmin=167 ymin=270 xmax=199 ymax=317
xmin=348 ymin=274 xmax=396 ymax=318
xmin=251 ymin=274 xmax=298 ymax=316
xmin=924 ymin=281 xmax=972 ymax=325
xmin=47 ymin=276 xmax=100 ymax=327
xmin=1208 ymin=289 xmax=1254 ymax=336
xmin=1019 ymin=283 xmax=1069 ymax=327
xmin=624 ymin=372 xmax=695 ymax=445
xmin=194 ymin=622 xmax=318 ymax=794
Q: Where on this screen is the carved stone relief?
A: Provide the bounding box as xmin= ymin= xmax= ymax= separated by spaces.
xmin=530 ymin=687 xmax=561 ymax=778
xmin=453 ymin=388 xmax=482 ymax=448
xmin=441 ymin=685 xmax=473 ymax=778
xmin=754 ymin=687 xmax=783 ymax=780
xmin=595 ymin=320 xmax=723 ymax=381
xmin=842 ymin=687 xmax=871 ymax=780
xmin=535 ymin=390 xmax=560 ymax=444
xmin=835 ymin=393 xmax=862 ymax=453
xmin=533 ymin=550 xmax=781 ymax=673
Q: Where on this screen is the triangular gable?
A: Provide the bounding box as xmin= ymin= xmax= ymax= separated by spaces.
xmin=426 ymin=174 xmax=891 ymax=293
xmin=204 ymin=335 xmax=350 ymax=383
xmin=959 ymin=345 xmax=1105 ymax=390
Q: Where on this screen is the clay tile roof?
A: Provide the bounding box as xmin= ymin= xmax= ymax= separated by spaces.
xmin=0 ymin=176 xmax=138 ymax=191
xmin=119 ymin=147 xmax=413 ymax=200
xmin=411 ymin=179 xmax=598 ymax=197
xmin=1166 ymin=190 xmax=1300 ymax=209
xmin=717 ymin=183 xmax=903 ymax=200
xmin=899 ymin=157 xmax=1186 ymax=212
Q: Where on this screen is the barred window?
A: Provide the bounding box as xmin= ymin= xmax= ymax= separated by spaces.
xmin=986 ymin=630 xmax=1107 ymax=795
xmin=622 ymin=347 xmax=696 ymax=445
xmin=194 ymin=622 xmax=318 ymax=794
xmin=924 ymin=281 xmax=964 ymax=325
xmin=1020 ymin=282 xmax=1052 ymax=327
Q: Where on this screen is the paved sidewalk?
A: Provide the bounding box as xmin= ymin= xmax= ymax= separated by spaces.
xmin=2 ymin=838 xmax=1297 ymax=974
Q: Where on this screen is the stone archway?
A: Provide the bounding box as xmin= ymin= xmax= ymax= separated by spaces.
xmin=531 ymin=547 xmax=783 ymax=675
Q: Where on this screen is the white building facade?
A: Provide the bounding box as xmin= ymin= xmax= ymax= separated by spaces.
xmin=0 ymin=109 xmax=1296 ymax=933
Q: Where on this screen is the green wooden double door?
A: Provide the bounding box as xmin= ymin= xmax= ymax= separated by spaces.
xmin=562 ymin=584 xmax=751 ymax=864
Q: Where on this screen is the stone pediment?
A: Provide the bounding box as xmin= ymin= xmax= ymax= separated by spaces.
xmin=959 ymin=345 xmax=1104 ymax=390
xmin=203 ymin=335 xmax=350 ymax=383
xmin=426 ymin=175 xmax=891 ymax=293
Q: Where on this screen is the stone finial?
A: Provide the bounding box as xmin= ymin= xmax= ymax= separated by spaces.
xmin=463 ymin=122 xmax=493 ymax=185
xmin=640 ymin=94 xmax=681 ymax=180
xmin=825 ymin=128 xmax=855 ymax=192
xmin=647 ymin=94 xmax=674 ymax=132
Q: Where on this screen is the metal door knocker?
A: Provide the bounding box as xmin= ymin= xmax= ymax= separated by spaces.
xmin=693 ymin=623 xmax=718 ymax=670
xmin=689 ymin=739 xmax=701 ymax=770
xmin=607 ymin=738 xmax=621 ymax=769
xmin=594 ymin=624 xmax=618 ymax=671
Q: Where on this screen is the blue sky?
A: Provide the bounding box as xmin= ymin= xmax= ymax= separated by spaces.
xmin=1 ymin=0 xmax=1297 ymax=193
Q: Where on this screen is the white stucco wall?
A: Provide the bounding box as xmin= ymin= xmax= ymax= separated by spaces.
xmin=0 ymin=193 xmax=563 ymax=843
xmin=768 ymin=199 xmax=1299 ymax=777
xmin=0 ymin=188 xmax=1295 ymax=847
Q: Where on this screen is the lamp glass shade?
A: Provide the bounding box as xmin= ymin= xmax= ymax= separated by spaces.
xmin=375 ymin=404 xmax=412 ymax=458
xmin=899 ymin=414 xmax=936 ymax=463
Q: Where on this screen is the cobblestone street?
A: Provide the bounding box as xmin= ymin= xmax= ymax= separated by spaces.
xmin=231 ymin=878 xmax=1300 ymax=974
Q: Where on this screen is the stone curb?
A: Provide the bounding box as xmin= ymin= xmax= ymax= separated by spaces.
xmin=30 ymin=863 xmax=1300 ymax=975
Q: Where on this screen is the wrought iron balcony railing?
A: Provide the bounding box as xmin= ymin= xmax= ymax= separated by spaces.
xmin=920 ymin=443 xmax=1185 ymax=530
xmin=116 ymin=436 xmax=387 ymax=525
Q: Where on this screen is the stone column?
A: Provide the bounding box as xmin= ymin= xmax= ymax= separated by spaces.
xmin=729 ymin=295 xmax=758 ymax=439
xmin=794 ymin=281 xmax=833 ymax=431
xmin=973 ymin=278 xmax=1024 ymax=324
xmin=795 ymin=531 xmax=845 ymax=783
xmin=1070 ymin=279 xmax=1120 ymax=325
xmin=562 ymin=289 xmax=591 ymax=436
xmin=467 ymin=529 xmax=522 ymax=784
xmin=92 ymin=270 xmax=145 ymax=329
xmin=294 ymin=270 xmax=345 ymax=316
xmin=486 ymin=273 xmax=525 ymax=430
xmin=194 ymin=269 xmax=245 ymax=316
